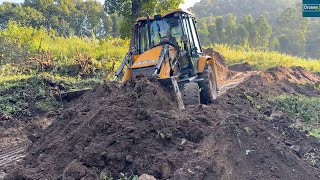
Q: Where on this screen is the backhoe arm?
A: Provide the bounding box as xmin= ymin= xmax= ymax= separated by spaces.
xmin=113 ymin=52 xmax=132 ymax=81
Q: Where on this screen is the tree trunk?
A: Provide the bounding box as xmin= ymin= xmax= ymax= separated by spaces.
xmin=132 ymin=0 xmax=141 ymax=18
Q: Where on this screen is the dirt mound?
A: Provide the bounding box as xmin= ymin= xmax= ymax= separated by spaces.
xmin=265 ymin=66 xmax=320 ymax=84
xmin=5 ymin=68 xmax=320 ymax=179
xmin=203 ymin=48 xmax=229 ymax=82
xmin=228 ymin=62 xmax=253 ymax=72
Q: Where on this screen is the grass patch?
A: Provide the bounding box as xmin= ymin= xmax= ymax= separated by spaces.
xmin=269 ymin=95 xmax=320 ymax=139
xmin=211 ymin=44 xmax=320 ymax=73
xmin=0 ymin=74 xmax=100 ymax=118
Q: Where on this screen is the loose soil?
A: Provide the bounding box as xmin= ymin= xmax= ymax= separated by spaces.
xmin=3 ymin=60 xmax=320 ymax=179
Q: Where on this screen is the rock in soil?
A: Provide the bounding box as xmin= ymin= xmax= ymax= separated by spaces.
xmin=138 ymin=174 xmax=157 ymax=180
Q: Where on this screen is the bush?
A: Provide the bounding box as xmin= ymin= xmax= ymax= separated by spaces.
xmin=0 ymin=21 xmax=129 ymax=78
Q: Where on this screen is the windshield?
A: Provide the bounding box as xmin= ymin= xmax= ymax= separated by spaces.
xmin=137 ymin=15 xmax=183 ymax=54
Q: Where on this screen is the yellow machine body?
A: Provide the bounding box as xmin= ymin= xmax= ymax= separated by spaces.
xmin=122 ymin=45 xmax=178 ymax=81
xmin=114 ymin=9 xmax=219 ymax=107
xmin=130 ymin=46 xmax=162 ymax=69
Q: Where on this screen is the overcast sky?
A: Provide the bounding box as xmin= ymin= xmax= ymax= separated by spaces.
xmin=0 ymin=0 xmax=200 ymax=8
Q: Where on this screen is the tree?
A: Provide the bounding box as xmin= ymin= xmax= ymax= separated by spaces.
xmin=104 ymin=0 xmax=183 ymax=37
xmin=0 ymin=2 xmax=44 ymax=29
xmin=197 ymin=18 xmax=209 ymax=46
xmin=306 ymin=22 xmax=320 ymax=58
xmin=225 ymin=14 xmax=237 ymax=44
xmin=111 ymin=14 xmax=120 ymax=37
xmin=278 ymin=35 xmax=291 ymax=53
xmin=254 ymin=16 xmax=272 ymax=48
xmin=240 ymin=15 xmax=255 ymax=47
xmin=269 ymin=37 xmax=280 ymax=51
xmin=237 ymin=24 xmax=249 ymax=47
xmin=215 ymin=16 xmax=225 ymax=43
xmin=207 ymin=23 xmax=217 ymax=44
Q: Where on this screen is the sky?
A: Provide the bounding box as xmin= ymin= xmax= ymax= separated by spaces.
xmin=0 ymin=0 xmax=200 ymax=8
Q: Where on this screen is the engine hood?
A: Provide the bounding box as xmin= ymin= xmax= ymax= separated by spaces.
xmin=131 ymin=46 xmax=163 ymax=69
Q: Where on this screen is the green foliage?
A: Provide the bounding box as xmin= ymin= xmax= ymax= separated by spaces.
xmin=105 ymin=0 xmax=183 ymax=37
xmin=191 ymin=0 xmax=298 ymax=21
xmin=0 ymin=75 xmax=58 ymax=116
xmin=0 ymin=21 xmax=128 ymax=78
xmin=192 ymin=0 xmax=320 ymax=59
xmin=269 ymin=95 xmax=320 ymax=139
xmin=197 ymin=14 xmax=273 ymax=51
xmin=211 ymin=44 xmax=320 ymax=73
xmin=0 ymin=0 xmax=120 ymax=38
xmin=0 ymin=21 xmax=129 ymax=118
xmin=254 ymin=16 xmax=272 ymax=48
xmin=269 ymin=95 xmax=320 ymax=122
xmin=225 ymin=14 xmax=237 ymax=44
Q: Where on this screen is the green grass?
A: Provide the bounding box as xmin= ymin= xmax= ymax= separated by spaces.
xmin=269 ymin=95 xmax=320 ymax=139
xmin=211 ymin=44 xmax=320 ymax=73
xmin=0 ymin=74 xmax=101 ymax=117
xmin=0 ymin=22 xmax=127 ymax=119
xmin=0 ymin=22 xmax=129 ymax=79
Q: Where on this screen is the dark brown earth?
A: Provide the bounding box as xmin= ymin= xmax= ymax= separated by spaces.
xmin=4 ymin=61 xmax=320 ymax=179
xmin=228 ymin=62 xmax=253 ymax=72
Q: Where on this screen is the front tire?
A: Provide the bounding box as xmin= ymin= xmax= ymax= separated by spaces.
xmin=182 ymin=83 xmax=200 ymax=105
xmin=198 ymin=65 xmax=218 ymax=104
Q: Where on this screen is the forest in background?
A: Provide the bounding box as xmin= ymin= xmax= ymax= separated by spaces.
xmin=1 ymin=0 xmax=320 ymax=58
xmin=191 ymin=0 xmax=320 ymax=58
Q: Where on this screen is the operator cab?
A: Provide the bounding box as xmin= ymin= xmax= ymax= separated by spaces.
xmin=131 ymin=9 xmax=203 ymax=77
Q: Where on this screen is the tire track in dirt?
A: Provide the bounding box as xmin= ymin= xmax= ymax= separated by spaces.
xmin=218 ymin=71 xmax=261 ymax=96
xmin=0 ymin=142 xmax=29 ymax=179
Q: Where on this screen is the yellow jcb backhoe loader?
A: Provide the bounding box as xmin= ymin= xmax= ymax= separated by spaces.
xmin=114 ymin=9 xmax=218 ymax=109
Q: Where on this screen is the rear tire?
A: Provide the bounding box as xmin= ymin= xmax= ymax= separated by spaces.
xmin=182 ymin=83 xmax=200 ymax=105
xmin=198 ymin=65 xmax=218 ymax=104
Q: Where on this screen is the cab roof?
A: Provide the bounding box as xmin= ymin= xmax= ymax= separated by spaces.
xmin=136 ymin=8 xmax=195 ymax=22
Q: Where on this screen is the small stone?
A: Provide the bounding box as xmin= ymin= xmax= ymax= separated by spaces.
xmin=270 ymin=111 xmax=284 ymax=119
xmin=290 ymin=145 xmax=301 ymax=153
xmin=265 ymin=116 xmax=273 ymax=121
xmin=290 ymin=145 xmax=302 ymax=157
xmin=284 ymin=141 xmax=292 ymax=146
xmin=37 ymin=153 xmax=46 ymax=162
xmin=124 ymin=126 xmax=135 ymax=133
xmin=138 ymin=174 xmax=156 ymax=180
xmin=126 ymin=155 xmax=133 ymax=163
xmin=180 ymin=139 xmax=187 ymax=145
xmin=160 ymin=161 xmax=171 ymax=179
xmin=177 ymin=145 xmax=184 ymax=151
